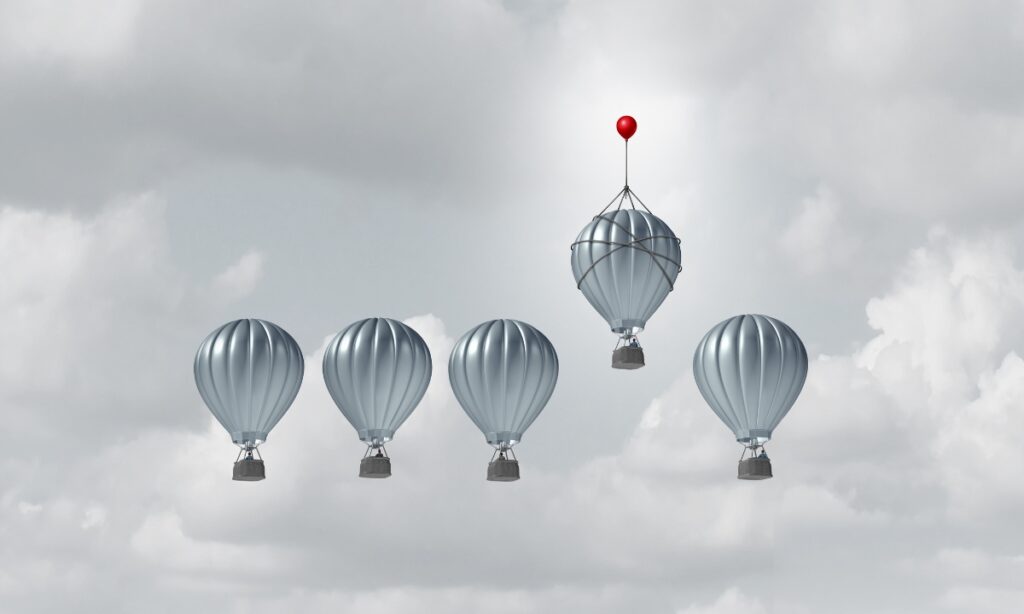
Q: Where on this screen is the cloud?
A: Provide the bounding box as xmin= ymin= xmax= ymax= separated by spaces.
xmin=0 ymin=0 xmax=553 ymax=203
xmin=211 ymin=249 xmax=265 ymax=302
xmin=780 ymin=185 xmax=860 ymax=274
xmin=0 ymin=2 xmax=1022 ymax=613
xmin=1 ymin=197 xmax=1023 ymax=613
xmin=935 ymin=351 xmax=1024 ymax=519
xmin=0 ymin=0 xmax=141 ymax=64
xmin=858 ymin=230 xmax=1024 ymax=409
xmin=677 ymin=588 xmax=767 ymax=614
xmin=938 ymin=585 xmax=1024 ymax=614
xmin=130 ymin=511 xmax=279 ymax=575
xmin=0 ymin=195 xmax=271 ymax=452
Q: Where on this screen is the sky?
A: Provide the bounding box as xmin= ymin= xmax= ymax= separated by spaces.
xmin=1 ymin=0 xmax=1023 ymax=612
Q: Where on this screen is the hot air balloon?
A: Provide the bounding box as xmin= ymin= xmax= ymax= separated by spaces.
xmin=194 ymin=319 xmax=304 ymax=481
xmin=692 ymin=314 xmax=808 ymax=480
xmin=322 ymin=318 xmax=432 ymax=478
xmin=571 ymin=116 xmax=681 ymax=369
xmin=449 ymin=319 xmax=558 ymax=482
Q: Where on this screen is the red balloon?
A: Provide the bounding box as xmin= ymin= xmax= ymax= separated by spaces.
xmin=616 ymin=115 xmax=637 ymax=140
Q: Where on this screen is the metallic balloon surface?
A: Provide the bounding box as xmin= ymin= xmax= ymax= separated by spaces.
xmin=449 ymin=319 xmax=558 ymax=448
xmin=194 ymin=319 xmax=304 ymax=445
xmin=571 ymin=209 xmax=681 ymax=335
xmin=693 ymin=314 xmax=808 ymax=444
xmin=322 ymin=317 xmax=432 ymax=445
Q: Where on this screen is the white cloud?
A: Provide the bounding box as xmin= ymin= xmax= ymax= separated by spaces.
xmin=0 ymin=0 xmax=141 ymax=64
xmin=938 ymin=585 xmax=1024 ymax=613
xmin=230 ymin=585 xmax=638 ymax=614
xmin=780 ymin=185 xmax=859 ymax=274
xmin=80 ymin=505 xmax=107 ymax=530
xmin=1 ymin=206 xmax=1022 ymax=612
xmin=935 ymin=351 xmax=1024 ymax=518
xmin=0 ymin=196 xmax=279 ymax=452
xmin=130 ymin=511 xmax=278 ymax=574
xmin=211 ymin=249 xmax=265 ymax=302
xmin=858 ymin=231 xmax=1024 ymax=410
xmin=678 ymin=588 xmax=767 ymax=614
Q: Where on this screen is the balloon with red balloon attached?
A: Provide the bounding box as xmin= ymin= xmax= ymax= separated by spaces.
xmin=570 ymin=114 xmax=682 ymax=371
xmin=616 ymin=115 xmax=637 ymax=140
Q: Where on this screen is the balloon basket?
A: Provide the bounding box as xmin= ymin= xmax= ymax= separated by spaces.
xmin=487 ymin=448 xmax=520 ymax=482
xmin=612 ymin=345 xmax=645 ymax=370
xmin=360 ymin=455 xmax=392 ymax=479
xmin=360 ymin=445 xmax=392 ymax=479
xmin=488 ymin=458 xmax=520 ymax=481
xmin=233 ymin=457 xmax=265 ymax=481
xmin=738 ymin=457 xmax=772 ymax=480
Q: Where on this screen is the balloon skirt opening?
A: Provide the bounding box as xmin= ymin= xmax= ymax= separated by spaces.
xmin=487 ymin=458 xmax=520 ymax=482
xmin=612 ymin=346 xmax=645 ymax=370
xmin=360 ymin=455 xmax=392 ymax=479
xmin=233 ymin=458 xmax=266 ymax=481
xmin=738 ymin=457 xmax=772 ymax=480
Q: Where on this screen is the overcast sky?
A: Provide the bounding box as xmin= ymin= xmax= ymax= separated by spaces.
xmin=2 ymin=1 xmax=1024 ymax=612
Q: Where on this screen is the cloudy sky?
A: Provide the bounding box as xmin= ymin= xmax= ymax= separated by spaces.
xmin=2 ymin=0 xmax=1023 ymax=612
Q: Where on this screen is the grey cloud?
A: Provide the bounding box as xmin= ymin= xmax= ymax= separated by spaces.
xmin=0 ymin=196 xmax=269 ymax=454
xmin=0 ymin=0 xmax=556 ymax=204
xmin=4 ymin=223 xmax=1024 ymax=613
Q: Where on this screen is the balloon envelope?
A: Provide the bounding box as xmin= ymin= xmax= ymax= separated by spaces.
xmin=571 ymin=209 xmax=681 ymax=336
xmin=692 ymin=314 xmax=808 ymax=444
xmin=449 ymin=319 xmax=558 ymax=448
xmin=322 ymin=317 xmax=432 ymax=445
xmin=194 ymin=319 xmax=304 ymax=446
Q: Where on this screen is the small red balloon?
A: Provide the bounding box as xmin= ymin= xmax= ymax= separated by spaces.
xmin=616 ymin=115 xmax=637 ymax=140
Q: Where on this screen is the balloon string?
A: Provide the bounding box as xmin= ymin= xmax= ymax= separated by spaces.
xmin=624 ymin=140 xmax=629 ymax=187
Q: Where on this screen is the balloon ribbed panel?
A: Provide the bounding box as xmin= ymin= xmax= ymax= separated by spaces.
xmin=322 ymin=318 xmax=432 ymax=444
xmin=692 ymin=314 xmax=808 ymax=444
xmin=448 ymin=319 xmax=558 ymax=448
xmin=571 ymin=209 xmax=681 ymax=334
xmin=194 ymin=319 xmax=304 ymax=445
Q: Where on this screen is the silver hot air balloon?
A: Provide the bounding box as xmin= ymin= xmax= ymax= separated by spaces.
xmin=194 ymin=319 xmax=304 ymax=481
xmin=692 ymin=314 xmax=808 ymax=480
xmin=449 ymin=319 xmax=558 ymax=482
xmin=323 ymin=318 xmax=432 ymax=479
xmin=571 ymin=117 xmax=681 ymax=369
